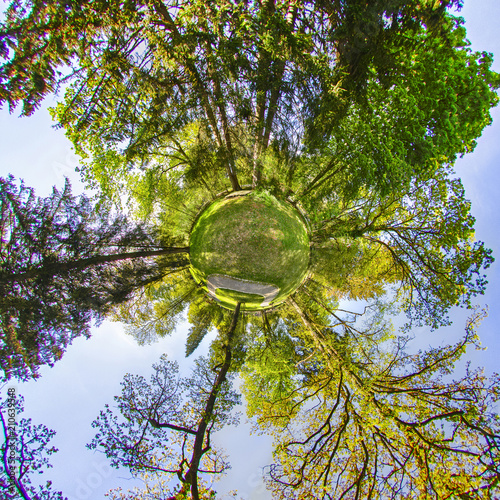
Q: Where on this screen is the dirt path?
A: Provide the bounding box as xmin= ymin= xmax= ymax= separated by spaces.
xmin=207 ymin=274 xmax=280 ymax=308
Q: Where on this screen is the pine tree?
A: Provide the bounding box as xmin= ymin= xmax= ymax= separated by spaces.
xmin=0 ymin=176 xmax=189 ymax=380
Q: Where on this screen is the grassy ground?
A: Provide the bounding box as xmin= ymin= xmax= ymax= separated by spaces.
xmin=189 ymin=190 xmax=310 ymax=310
xmin=215 ymin=288 xmax=265 ymax=311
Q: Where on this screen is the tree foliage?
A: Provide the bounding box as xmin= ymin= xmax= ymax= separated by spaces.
xmin=243 ymin=305 xmax=500 ymax=499
xmin=105 ymin=474 xmax=218 ymax=500
xmin=0 ymin=388 xmax=65 ymax=500
xmin=308 ymin=168 xmax=494 ymax=329
xmin=185 ymin=294 xmax=224 ymax=357
xmin=0 ymin=176 xmax=189 ymax=380
xmin=0 ymin=0 xmax=499 ymax=497
xmin=1 ymin=0 xmax=498 ymax=196
xmin=89 ymin=305 xmax=242 ymax=500
xmin=112 ymin=268 xmax=197 ymax=345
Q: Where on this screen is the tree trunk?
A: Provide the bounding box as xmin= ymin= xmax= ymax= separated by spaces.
xmin=1 ymin=246 xmax=190 ymax=284
xmin=227 ymin=164 xmax=242 ymax=192
xmin=184 ymin=302 xmax=241 ymax=499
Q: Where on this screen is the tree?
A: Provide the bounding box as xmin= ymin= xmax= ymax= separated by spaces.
xmin=241 ymin=311 xmax=312 ymax=418
xmin=243 ymin=303 xmax=500 ymax=499
xmin=88 ymin=304 xmax=243 ymax=500
xmin=311 ymin=237 xmax=400 ymax=302
xmin=1 ymin=1 xmax=497 ymax=197
xmin=0 ymin=1 xmax=495 ymax=337
xmin=0 ymin=176 xmax=189 ymax=380
xmin=0 ymin=387 xmax=65 ymax=499
xmin=185 ymin=293 xmax=224 ymax=357
xmin=302 ymin=165 xmax=493 ymax=329
xmin=112 ymin=268 xmax=199 ymax=346
xmin=105 ymin=473 xmax=218 ymax=500
xmin=291 ymin=25 xmax=499 ymax=199
xmin=1 ymin=1 xmax=498 ymax=495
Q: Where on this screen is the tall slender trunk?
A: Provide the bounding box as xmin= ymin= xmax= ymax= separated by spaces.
xmin=152 ymin=1 xmax=241 ymax=191
xmin=251 ymin=68 xmax=269 ymax=188
xmin=209 ymin=53 xmax=241 ymax=191
xmin=1 ymin=246 xmax=190 ymax=284
xmin=184 ymin=303 xmax=241 ymax=499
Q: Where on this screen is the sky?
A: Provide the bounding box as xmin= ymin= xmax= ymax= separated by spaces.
xmin=0 ymin=1 xmax=500 ymax=498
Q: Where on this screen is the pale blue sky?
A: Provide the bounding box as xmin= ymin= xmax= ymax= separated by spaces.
xmin=1 ymin=1 xmax=499 ymax=498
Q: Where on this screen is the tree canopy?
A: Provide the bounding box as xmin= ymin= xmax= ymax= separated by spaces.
xmin=1 ymin=0 xmax=498 ymax=197
xmin=89 ymin=305 xmax=243 ymax=500
xmin=0 ymin=175 xmax=189 ymax=381
xmin=0 ymin=0 xmax=499 ymax=498
xmin=242 ymin=305 xmax=500 ymax=498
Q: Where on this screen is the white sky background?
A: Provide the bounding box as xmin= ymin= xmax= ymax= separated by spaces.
xmin=0 ymin=1 xmax=499 ymax=498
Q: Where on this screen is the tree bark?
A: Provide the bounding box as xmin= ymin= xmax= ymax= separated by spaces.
xmin=1 ymin=246 xmax=190 ymax=284
xmin=152 ymin=1 xmax=241 ymax=192
xmin=251 ymin=0 xmax=296 ymax=188
xmin=184 ymin=302 xmax=241 ymax=499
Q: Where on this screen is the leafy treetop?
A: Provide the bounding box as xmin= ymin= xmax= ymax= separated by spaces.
xmin=1 ymin=0 xmax=497 ymax=197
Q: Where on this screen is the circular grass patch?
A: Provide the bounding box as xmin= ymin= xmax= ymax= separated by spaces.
xmin=189 ymin=190 xmax=310 ymax=310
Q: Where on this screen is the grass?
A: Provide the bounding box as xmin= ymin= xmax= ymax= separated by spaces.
xmin=215 ymin=288 xmax=265 ymax=311
xmin=189 ymin=190 xmax=310 ymax=310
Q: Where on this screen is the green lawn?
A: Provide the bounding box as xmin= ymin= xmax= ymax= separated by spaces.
xmin=189 ymin=190 xmax=310 ymax=310
xmin=215 ymin=288 xmax=265 ymax=311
